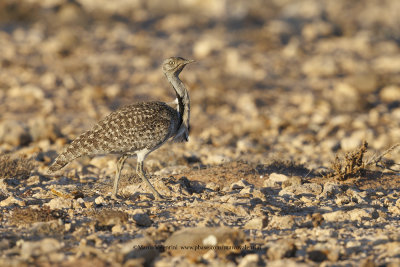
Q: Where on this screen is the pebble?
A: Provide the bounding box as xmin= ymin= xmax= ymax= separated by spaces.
xmin=0 ymin=196 xmax=25 ymax=207
xmin=380 ymin=85 xmax=400 ymax=103
xmin=319 ymin=182 xmax=342 ymax=199
xmin=231 ymin=179 xmax=252 ymax=190
xmin=94 ymin=196 xmax=105 ymax=205
xmin=264 ymin=173 xmax=289 ymax=187
xmin=120 ymin=237 xmax=159 ymax=266
xmin=267 ymin=240 xmax=297 ymax=260
xmin=238 ymin=254 xmax=260 ymax=267
xmin=244 ymin=216 xmax=268 ymax=230
xmin=0 ymin=120 xmax=31 ymax=146
xmin=268 ymin=215 xmax=296 ymax=230
xmin=20 ymin=238 xmax=62 ymax=260
xmin=279 ymin=183 xmax=322 ymax=197
xmin=302 ymin=56 xmax=338 ymax=77
xmin=164 ymin=227 xmax=244 ymax=259
xmin=133 ymin=213 xmax=153 ymax=227
xmin=323 ymin=208 xmax=378 ymax=222
xmin=45 ymin=198 xmax=72 ymax=210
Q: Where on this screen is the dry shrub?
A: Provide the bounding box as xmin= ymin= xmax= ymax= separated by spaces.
xmin=325 ymin=141 xmax=368 ymax=181
xmin=9 ymin=206 xmax=66 ymax=225
xmin=325 ymin=141 xmax=400 ymax=181
xmin=0 ymin=154 xmax=35 ymax=179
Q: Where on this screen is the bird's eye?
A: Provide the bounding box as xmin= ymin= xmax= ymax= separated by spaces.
xmin=169 ymin=61 xmax=175 ymax=66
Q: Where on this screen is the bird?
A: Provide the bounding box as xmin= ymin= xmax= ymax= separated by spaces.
xmin=48 ymin=57 xmax=194 ymax=199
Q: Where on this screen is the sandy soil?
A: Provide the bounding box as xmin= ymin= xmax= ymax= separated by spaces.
xmin=0 ymin=0 xmax=400 ymax=266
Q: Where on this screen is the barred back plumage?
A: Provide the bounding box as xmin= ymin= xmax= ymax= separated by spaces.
xmin=48 ymin=57 xmax=194 ymax=199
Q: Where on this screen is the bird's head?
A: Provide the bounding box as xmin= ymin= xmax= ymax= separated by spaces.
xmin=162 ymin=57 xmax=195 ymax=76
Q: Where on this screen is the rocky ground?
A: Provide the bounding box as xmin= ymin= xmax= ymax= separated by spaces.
xmin=1 ymin=0 xmax=400 ymax=266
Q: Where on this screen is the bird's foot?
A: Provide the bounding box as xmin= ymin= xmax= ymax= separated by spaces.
xmin=111 ymin=193 xmax=120 ymax=200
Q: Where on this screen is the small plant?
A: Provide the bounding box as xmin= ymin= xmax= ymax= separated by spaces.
xmin=325 ymin=141 xmax=400 ymax=181
xmin=0 ymin=154 xmax=35 ymax=179
xmin=9 ymin=206 xmax=66 ymax=225
xmin=325 ymin=141 xmax=368 ymax=181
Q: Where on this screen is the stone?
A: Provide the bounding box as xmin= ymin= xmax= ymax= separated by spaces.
xmin=244 ymin=216 xmax=268 ymax=230
xmin=120 ymin=237 xmax=159 ymax=266
xmin=193 ymin=35 xmax=224 ymax=59
xmin=345 ymin=188 xmax=367 ymax=204
xmin=164 ymin=227 xmax=244 ymax=259
xmin=28 ymin=118 xmax=62 ymax=142
xmin=302 ymin=56 xmax=338 ymax=78
xmin=346 ymin=73 xmax=378 ymax=94
xmin=0 ymin=120 xmax=31 ymax=146
xmin=279 ymin=183 xmax=322 ymax=197
xmin=133 ymin=213 xmax=153 ymax=227
xmin=373 ymin=55 xmax=400 ymax=73
xmin=307 ymin=250 xmax=328 ymax=262
xmin=323 ymin=208 xmax=378 ymax=222
xmin=0 ymin=196 xmax=25 ymax=207
xmin=268 ymin=215 xmax=296 ymax=230
xmin=95 ymin=209 xmax=128 ymax=230
xmin=231 ymin=179 xmax=252 ymax=190
xmin=319 ymin=182 xmax=342 ymax=199
xmin=20 ymin=238 xmax=62 ymax=260
xmin=45 ymin=198 xmax=72 ymax=210
xmin=332 ymin=82 xmax=360 ymax=112
xmin=311 ymin=213 xmax=324 ymax=227
xmin=264 ymin=173 xmax=289 ymax=187
xmin=380 ymin=85 xmax=400 ymax=103
xmin=94 ymin=196 xmax=105 ymax=205
xmin=206 ymin=182 xmax=220 ymax=191
xmin=282 ymin=176 xmax=302 ymax=188
xmin=267 ymin=240 xmax=297 ymax=260
xmin=335 ymin=195 xmax=351 ymax=205
xmin=238 ymin=254 xmax=260 ymax=267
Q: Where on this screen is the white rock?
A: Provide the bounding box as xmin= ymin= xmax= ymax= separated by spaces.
xmin=120 ymin=237 xmax=158 ymax=266
xmin=323 ymin=208 xmax=378 ymax=222
xmin=319 ymin=182 xmax=342 ymax=199
xmin=302 ymin=56 xmax=338 ymax=77
xmin=20 ymin=238 xmax=62 ymax=260
xmin=268 ymin=215 xmax=295 ymax=230
xmin=238 ymin=254 xmax=260 ymax=267
xmin=380 ymin=85 xmax=400 ymax=102
xmin=45 ymin=198 xmax=72 ymax=209
xmin=267 ymin=239 xmax=297 ymax=260
xmin=231 ymin=179 xmax=251 ymax=190
xmin=279 ymin=183 xmax=322 ymax=197
xmin=269 ymin=173 xmax=290 ymax=183
xmin=0 ymin=120 xmax=31 ymax=146
xmin=193 ymin=35 xmax=224 ymax=59
xmin=0 ymin=196 xmax=25 ymax=207
xmin=264 ymin=173 xmax=289 ymax=187
xmin=94 ymin=196 xmax=105 ymax=205
xmin=373 ymin=55 xmax=400 ymax=73
xmin=244 ymin=217 xmax=268 ymax=230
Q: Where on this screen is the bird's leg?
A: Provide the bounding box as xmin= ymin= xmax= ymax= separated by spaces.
xmin=137 ymin=160 xmax=163 ymax=200
xmin=112 ymin=155 xmax=128 ymax=198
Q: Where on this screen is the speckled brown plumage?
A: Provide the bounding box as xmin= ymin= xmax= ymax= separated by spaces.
xmin=48 ymin=102 xmax=179 ymax=171
xmin=48 ymin=57 xmax=194 ymax=199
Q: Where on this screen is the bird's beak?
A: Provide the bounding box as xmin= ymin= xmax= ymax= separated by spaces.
xmin=185 ymin=59 xmax=195 ymax=64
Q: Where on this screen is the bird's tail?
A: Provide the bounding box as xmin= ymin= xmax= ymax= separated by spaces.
xmin=47 ymin=137 xmax=87 ymax=173
xmin=47 ymin=152 xmax=76 ymax=174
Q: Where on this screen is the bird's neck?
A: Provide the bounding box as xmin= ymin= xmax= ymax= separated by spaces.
xmin=166 ymin=73 xmax=190 ymax=141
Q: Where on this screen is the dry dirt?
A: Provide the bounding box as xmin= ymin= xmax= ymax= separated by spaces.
xmin=1 ymin=0 xmax=400 ymax=266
